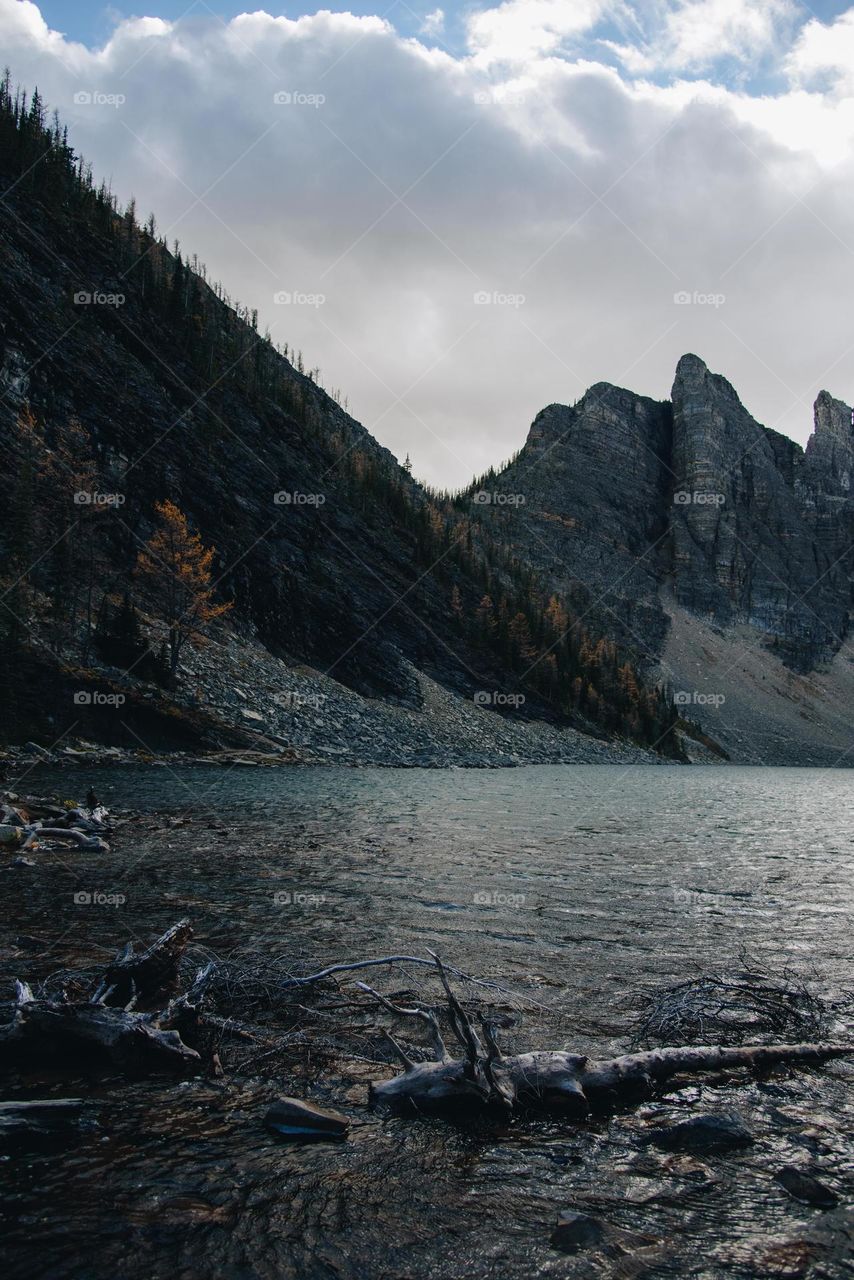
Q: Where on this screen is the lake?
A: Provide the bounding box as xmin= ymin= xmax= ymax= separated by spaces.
xmin=2 ymin=764 xmax=852 ymax=1278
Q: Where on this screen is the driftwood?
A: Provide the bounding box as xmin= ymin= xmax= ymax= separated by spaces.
xmin=0 ymin=985 xmax=200 ymax=1074
xmin=92 ymin=918 xmax=193 ymax=1008
xmin=1 ymin=921 xmax=199 ymax=1075
xmin=365 ymin=955 xmax=854 ymax=1117
xmin=5 ymin=924 xmax=852 ymax=1107
xmin=1 ymin=795 xmax=111 ymax=853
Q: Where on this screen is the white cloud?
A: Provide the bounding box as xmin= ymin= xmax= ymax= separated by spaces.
xmin=786 ymin=9 xmax=854 ymax=95
xmin=607 ymin=0 xmax=796 ymax=74
xmin=1 ymin=1 xmax=854 ymax=488
xmin=466 ymin=0 xmax=612 ymax=66
xmin=419 ymin=8 xmax=445 ymax=38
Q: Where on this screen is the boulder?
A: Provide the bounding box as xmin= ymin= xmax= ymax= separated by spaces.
xmin=646 ymin=1112 xmax=754 ymax=1152
xmin=550 ymin=1211 xmax=608 ymax=1254
xmin=264 ymin=1097 xmax=350 ymax=1141
xmin=774 ymin=1165 xmax=839 ymax=1209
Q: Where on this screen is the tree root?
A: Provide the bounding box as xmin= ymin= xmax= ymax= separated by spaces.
xmin=1 ymin=920 xmax=199 ymax=1075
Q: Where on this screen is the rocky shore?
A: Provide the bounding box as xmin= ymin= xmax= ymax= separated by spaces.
xmin=2 ymin=628 xmax=671 ymax=771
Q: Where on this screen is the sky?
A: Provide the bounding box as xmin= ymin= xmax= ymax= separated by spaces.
xmin=3 ymin=0 xmax=854 ymax=488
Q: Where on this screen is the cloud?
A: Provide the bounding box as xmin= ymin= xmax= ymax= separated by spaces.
xmin=466 ymin=0 xmax=612 ymax=66
xmin=419 ymin=8 xmax=445 ymax=39
xmin=786 ymin=9 xmax=854 ymax=94
xmin=606 ymin=0 xmax=796 ymax=75
xmin=1 ymin=1 xmax=854 ymax=490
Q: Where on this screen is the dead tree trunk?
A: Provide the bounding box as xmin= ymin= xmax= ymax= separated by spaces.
xmin=0 ymin=986 xmax=200 ymax=1075
xmin=1 ymin=921 xmax=199 ymax=1076
xmin=366 ymin=955 xmax=854 ymax=1117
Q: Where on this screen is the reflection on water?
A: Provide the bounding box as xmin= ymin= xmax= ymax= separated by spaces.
xmin=1 ymin=765 xmax=852 ymax=1278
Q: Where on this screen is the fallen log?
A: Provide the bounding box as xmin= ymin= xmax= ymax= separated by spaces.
xmin=1 ymin=921 xmax=200 ymax=1076
xmin=0 ymin=1098 xmax=86 ymax=1142
xmin=22 ymin=826 xmax=109 ymax=853
xmin=365 ymin=955 xmax=854 ymax=1117
xmin=0 ymin=995 xmax=200 ymax=1074
xmin=91 ymin=918 xmax=193 ymax=1008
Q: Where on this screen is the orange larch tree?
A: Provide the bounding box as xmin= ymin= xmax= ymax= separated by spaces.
xmin=136 ymin=499 xmax=232 ymax=678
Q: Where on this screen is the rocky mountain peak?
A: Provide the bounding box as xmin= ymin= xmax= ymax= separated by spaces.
xmin=671 ymin=352 xmax=744 ymax=411
xmin=812 ymin=389 xmax=853 ymax=442
xmin=489 ymin=355 xmax=853 ymax=676
xmin=673 ymin=351 xmax=707 ymax=381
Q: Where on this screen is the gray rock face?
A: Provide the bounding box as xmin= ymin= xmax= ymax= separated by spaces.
xmin=483 ymin=354 xmax=853 ymax=673
xmin=669 ymin=355 xmax=849 ymax=667
xmin=800 ymin=390 xmax=854 ymax=603
xmin=486 ymin=383 xmax=672 ymax=656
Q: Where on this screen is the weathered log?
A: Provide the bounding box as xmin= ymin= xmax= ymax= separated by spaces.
xmin=0 ymin=922 xmax=202 ymax=1077
xmin=91 ymin=918 xmax=193 ymax=1007
xmin=370 ymin=1039 xmax=854 ymax=1116
xmin=365 ymin=958 xmax=854 ymax=1117
xmin=0 ymin=995 xmax=200 ymax=1074
xmin=21 ymin=826 xmax=109 ymax=853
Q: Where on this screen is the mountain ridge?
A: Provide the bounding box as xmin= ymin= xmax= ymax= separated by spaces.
xmin=0 ymin=77 xmax=680 ymax=764
xmin=1 ymin=79 xmax=852 ymax=766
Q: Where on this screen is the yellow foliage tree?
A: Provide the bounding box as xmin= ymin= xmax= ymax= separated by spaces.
xmin=137 ymin=499 xmax=232 ymax=678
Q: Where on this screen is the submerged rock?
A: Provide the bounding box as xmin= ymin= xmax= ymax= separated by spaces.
xmin=550 ymin=1210 xmax=608 ymax=1253
xmin=264 ymin=1097 xmax=350 ymax=1141
xmin=550 ymin=1209 xmax=660 ymax=1262
xmin=774 ymin=1165 xmax=839 ymax=1209
xmin=646 ymin=1112 xmax=754 ymax=1152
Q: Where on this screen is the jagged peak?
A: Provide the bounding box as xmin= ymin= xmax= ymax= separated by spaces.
xmin=674 ymin=352 xmax=708 ymax=379
xmin=813 ymin=389 xmax=853 ymax=441
xmin=671 ymin=353 xmax=744 ymax=409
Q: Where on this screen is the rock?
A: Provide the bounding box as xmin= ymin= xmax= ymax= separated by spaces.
xmin=0 ymin=824 xmax=22 ymax=846
xmin=774 ymin=1165 xmax=839 ymax=1209
xmin=550 ymin=1210 xmax=608 ymax=1253
xmin=0 ymin=1098 xmax=86 ymax=1144
xmin=550 ymin=1210 xmax=659 ymax=1261
xmin=263 ymin=1097 xmax=350 ymax=1141
xmin=12 ymin=855 xmax=35 ymax=867
xmin=646 ymin=1112 xmax=754 ymax=1152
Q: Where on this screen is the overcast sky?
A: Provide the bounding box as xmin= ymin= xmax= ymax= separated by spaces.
xmin=4 ymin=0 xmax=854 ymax=488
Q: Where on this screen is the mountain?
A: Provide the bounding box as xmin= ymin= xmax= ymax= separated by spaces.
xmin=1 ymin=81 xmax=851 ymax=768
xmin=0 ymin=79 xmax=677 ymax=767
xmin=471 ymin=356 xmax=854 ymax=764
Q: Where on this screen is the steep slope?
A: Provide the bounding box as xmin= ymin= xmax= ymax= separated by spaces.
xmin=469 ymin=384 xmax=672 ymax=657
xmin=0 ymin=81 xmax=676 ymax=761
xmin=669 ymin=354 xmax=851 ymax=668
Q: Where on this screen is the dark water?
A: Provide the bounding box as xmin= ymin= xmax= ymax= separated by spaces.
xmin=2 ymin=765 xmax=853 ymax=1278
